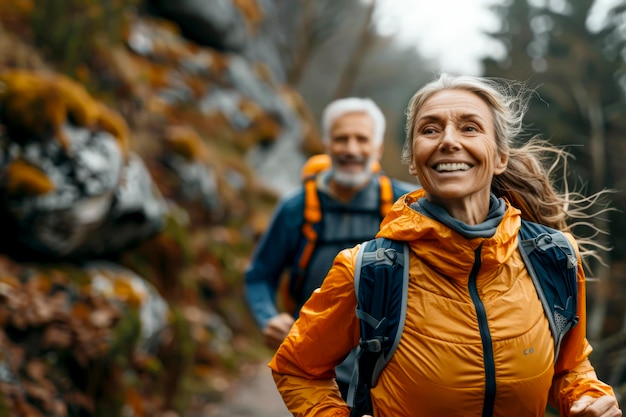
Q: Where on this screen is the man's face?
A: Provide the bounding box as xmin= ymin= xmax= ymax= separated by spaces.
xmin=328 ymin=112 xmax=382 ymax=188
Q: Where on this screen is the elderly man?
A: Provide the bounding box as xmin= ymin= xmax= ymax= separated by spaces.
xmin=244 ymin=97 xmax=416 ymax=398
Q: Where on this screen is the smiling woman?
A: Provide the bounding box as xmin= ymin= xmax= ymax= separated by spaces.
xmin=407 ymin=88 xmax=508 ymax=223
xmin=268 ymin=73 xmax=621 ymax=417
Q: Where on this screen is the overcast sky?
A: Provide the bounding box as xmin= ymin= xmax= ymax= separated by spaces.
xmin=373 ymin=0 xmax=623 ymax=75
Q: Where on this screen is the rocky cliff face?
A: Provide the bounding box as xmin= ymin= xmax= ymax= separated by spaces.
xmin=0 ymin=1 xmax=319 ymax=416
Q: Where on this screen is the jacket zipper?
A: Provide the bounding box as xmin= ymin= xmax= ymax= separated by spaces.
xmin=468 ymin=244 xmax=496 ymax=417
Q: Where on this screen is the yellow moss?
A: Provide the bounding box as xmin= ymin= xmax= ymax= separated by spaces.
xmin=29 ymin=273 xmax=52 ymax=293
xmin=111 ymin=277 xmax=142 ymax=307
xmin=164 ymin=126 xmax=207 ymax=161
xmin=4 ymin=159 xmax=55 ymax=196
xmin=0 ymin=70 xmax=130 ymax=156
xmin=0 ymin=275 xmax=20 ymax=289
xmin=96 ymin=103 xmax=129 ymax=157
xmin=52 ymin=73 xmax=101 ymax=126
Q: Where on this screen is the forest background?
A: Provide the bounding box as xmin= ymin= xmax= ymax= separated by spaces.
xmin=0 ymin=0 xmax=625 ymax=416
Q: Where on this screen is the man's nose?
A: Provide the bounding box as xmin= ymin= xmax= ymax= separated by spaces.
xmin=345 ymin=137 xmax=360 ymax=153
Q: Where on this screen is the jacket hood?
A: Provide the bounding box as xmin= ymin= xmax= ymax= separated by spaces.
xmin=377 ymin=188 xmax=524 ymax=283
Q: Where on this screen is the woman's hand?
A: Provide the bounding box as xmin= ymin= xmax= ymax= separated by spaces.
xmin=570 ymin=395 xmax=622 ymax=416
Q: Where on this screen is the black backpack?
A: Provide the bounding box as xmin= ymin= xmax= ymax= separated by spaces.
xmin=346 ymin=219 xmax=579 ymax=417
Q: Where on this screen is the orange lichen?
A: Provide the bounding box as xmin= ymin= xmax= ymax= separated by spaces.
xmin=71 ymin=302 xmax=92 ymax=322
xmin=0 ymin=0 xmax=34 ymax=34
xmin=207 ymin=50 xmax=230 ymax=77
xmin=0 ymin=70 xmax=130 ymax=157
xmin=124 ymin=388 xmax=145 ymax=417
xmin=233 ymin=0 xmax=263 ymax=30
xmin=4 ymin=159 xmax=55 ymax=196
xmin=238 ymin=98 xmax=264 ymax=121
xmin=250 ymin=113 xmax=281 ymax=143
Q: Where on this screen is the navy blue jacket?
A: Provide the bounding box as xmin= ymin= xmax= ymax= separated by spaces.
xmin=244 ymin=172 xmax=416 ymax=329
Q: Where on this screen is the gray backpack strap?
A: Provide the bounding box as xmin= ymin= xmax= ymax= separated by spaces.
xmin=518 ymin=220 xmax=579 ymax=361
xmin=347 ymin=238 xmax=409 ymax=416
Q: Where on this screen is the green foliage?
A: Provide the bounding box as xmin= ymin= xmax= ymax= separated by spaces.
xmin=0 ymin=393 xmax=9 ymax=417
xmin=161 ymin=307 xmax=195 ymax=413
xmin=30 ymin=0 xmax=139 ymax=75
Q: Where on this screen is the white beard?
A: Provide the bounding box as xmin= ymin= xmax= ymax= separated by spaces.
xmin=330 ymin=158 xmax=376 ymax=188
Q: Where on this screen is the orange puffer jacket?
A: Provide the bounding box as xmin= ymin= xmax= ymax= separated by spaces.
xmin=269 ymin=189 xmax=616 ymax=417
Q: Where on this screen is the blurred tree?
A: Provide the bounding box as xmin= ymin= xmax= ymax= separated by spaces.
xmin=482 ymin=0 xmax=626 ymax=395
xmin=331 ymin=0 xmax=378 ymax=99
xmin=31 ymin=0 xmax=140 ymax=80
xmin=275 ymin=0 xmax=363 ymax=86
xmin=269 ymin=0 xmax=433 ymax=181
xmin=483 ymin=0 xmax=535 ymax=80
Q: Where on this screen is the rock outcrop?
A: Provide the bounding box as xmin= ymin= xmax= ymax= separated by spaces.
xmin=0 ymin=1 xmax=322 ymax=416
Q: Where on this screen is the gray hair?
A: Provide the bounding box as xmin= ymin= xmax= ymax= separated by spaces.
xmin=321 ymin=97 xmax=386 ymax=146
xmin=400 ymin=73 xmax=615 ymax=270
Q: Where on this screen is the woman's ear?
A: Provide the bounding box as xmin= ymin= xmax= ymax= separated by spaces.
xmin=409 ymin=162 xmax=418 ymax=176
xmin=494 ymin=152 xmax=509 ymax=175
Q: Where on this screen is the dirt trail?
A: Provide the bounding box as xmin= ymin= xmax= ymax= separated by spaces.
xmin=203 ymin=358 xmax=291 ymax=417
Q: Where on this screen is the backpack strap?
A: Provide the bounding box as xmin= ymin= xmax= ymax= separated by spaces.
xmin=346 ymin=221 xmax=578 ymax=416
xmin=290 ymin=174 xmax=394 ymax=301
xmin=347 ymin=237 xmax=409 ymax=417
xmin=518 ymin=220 xmax=579 ymax=361
xmin=378 ymin=174 xmax=393 ymax=218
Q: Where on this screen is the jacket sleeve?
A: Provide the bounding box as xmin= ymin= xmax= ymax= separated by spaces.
xmin=244 ymin=194 xmax=303 ymax=329
xmin=548 ymin=237 xmax=617 ymax=415
xmin=269 ymin=246 xmax=361 ymax=417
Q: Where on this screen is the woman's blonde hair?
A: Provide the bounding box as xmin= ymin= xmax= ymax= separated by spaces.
xmin=402 ymin=73 xmax=612 ymax=262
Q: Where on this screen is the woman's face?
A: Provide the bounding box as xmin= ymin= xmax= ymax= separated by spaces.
xmin=409 ymin=89 xmax=508 ymax=219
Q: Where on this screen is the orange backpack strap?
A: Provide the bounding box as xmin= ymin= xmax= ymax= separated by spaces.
xmin=299 ymin=176 xmax=321 ymax=271
xmin=378 ymin=174 xmax=393 ymax=217
xmin=288 ymin=175 xmax=321 ymax=302
xmin=290 ymin=166 xmax=393 ymax=303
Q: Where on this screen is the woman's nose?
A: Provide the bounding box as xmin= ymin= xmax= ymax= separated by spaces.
xmin=440 ymin=125 xmax=460 ymax=149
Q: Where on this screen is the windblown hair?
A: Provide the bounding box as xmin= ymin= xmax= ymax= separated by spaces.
xmin=321 ymin=97 xmax=386 ymax=146
xmin=401 ymin=73 xmax=612 ymax=263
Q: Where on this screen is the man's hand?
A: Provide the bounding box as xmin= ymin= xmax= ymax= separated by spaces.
xmin=262 ymin=313 xmax=295 ymax=350
xmin=570 ymin=395 xmax=622 ymax=416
